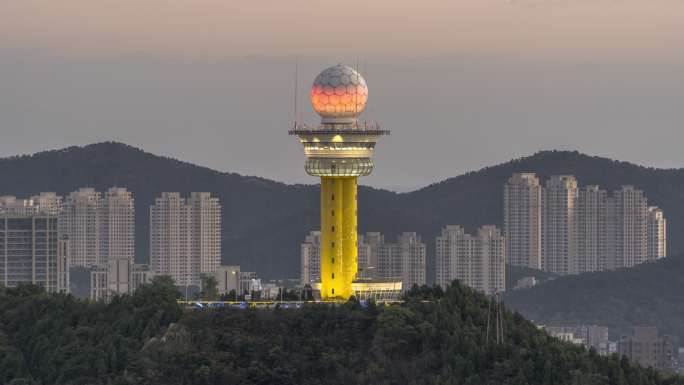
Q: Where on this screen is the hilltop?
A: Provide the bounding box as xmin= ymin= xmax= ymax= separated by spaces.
xmin=1 ymin=279 xmax=680 ymax=384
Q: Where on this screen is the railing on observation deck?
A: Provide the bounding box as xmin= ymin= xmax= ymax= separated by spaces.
xmin=288 ymin=121 xmax=390 ymax=136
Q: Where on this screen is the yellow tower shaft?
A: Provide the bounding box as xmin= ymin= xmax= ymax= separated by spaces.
xmin=320 ymin=176 xmax=358 ymax=300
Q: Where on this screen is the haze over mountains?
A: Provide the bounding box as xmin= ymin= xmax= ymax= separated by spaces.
xmin=0 ymin=142 xmax=681 ymax=280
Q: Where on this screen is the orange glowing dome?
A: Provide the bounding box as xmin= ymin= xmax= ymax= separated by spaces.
xmin=310 ymin=64 xmax=368 ymax=124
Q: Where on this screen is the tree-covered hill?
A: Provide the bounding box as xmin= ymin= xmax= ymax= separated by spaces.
xmin=504 ymin=255 xmax=684 ymax=342
xmin=1 ymin=280 xmax=681 ymax=385
xmin=0 ymin=142 xmax=682 ymax=279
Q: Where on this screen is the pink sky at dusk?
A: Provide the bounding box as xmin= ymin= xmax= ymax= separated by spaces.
xmin=1 ymin=0 xmax=683 ymax=59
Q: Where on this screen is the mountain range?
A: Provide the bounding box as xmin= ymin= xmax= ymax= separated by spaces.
xmin=0 ymin=142 xmax=682 ymax=280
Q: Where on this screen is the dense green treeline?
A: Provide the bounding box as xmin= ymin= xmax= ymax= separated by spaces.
xmin=1 ymin=279 xmax=681 ymax=385
xmin=0 ymin=277 xmax=181 ymax=385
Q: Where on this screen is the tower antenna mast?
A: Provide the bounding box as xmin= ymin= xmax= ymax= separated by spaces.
xmin=363 ymin=57 xmax=368 ymax=122
xmin=294 ymin=56 xmax=299 ymax=127
xmin=355 ymin=57 xmax=359 ymax=124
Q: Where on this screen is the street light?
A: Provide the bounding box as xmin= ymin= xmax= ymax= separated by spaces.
xmin=233 ymin=270 xmax=237 ymax=303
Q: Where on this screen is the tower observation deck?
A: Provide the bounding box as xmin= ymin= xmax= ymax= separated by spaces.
xmin=289 ymin=64 xmax=390 ymax=300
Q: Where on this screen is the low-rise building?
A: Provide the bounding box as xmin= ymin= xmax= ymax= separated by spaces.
xmin=213 ymin=265 xmax=241 ymax=296
xmin=549 ymin=331 xmax=584 ymax=345
xmin=239 ymin=271 xmax=258 ymax=294
xmin=261 ymin=283 xmax=281 ymax=300
xmin=130 ymin=264 xmax=157 ymax=292
xmin=514 ymin=276 xmax=537 ymax=290
xmin=90 ymin=261 xmax=158 ymax=301
xmin=545 ymin=325 xmax=610 ymax=354
xmin=619 ymin=327 xmax=675 ymax=372
xmin=89 ymin=258 xmax=131 ymax=301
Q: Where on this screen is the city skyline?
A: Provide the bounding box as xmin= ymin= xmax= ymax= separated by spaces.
xmin=504 ymin=173 xmax=667 ymax=275
xmin=0 ymin=167 xmax=671 ymax=285
xmin=2 ymin=1 xmax=684 ymax=380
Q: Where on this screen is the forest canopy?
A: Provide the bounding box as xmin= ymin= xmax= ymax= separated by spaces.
xmin=1 ymin=279 xmax=682 ymax=385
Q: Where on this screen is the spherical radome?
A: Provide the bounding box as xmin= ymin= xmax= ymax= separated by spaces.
xmin=311 ymin=64 xmax=368 ymax=122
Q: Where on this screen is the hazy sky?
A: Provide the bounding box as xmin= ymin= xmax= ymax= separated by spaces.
xmin=2 ymin=1 xmax=684 ymax=191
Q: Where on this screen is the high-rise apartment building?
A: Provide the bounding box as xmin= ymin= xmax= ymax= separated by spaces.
xmin=300 ymin=231 xmax=321 ymax=285
xmin=357 ymin=234 xmax=376 ymax=279
xmin=435 ymin=225 xmax=472 ymax=290
xmin=364 ymin=232 xmax=386 ymax=279
xmin=61 ymin=187 xmax=136 ymax=268
xmin=188 ymin=192 xmax=222 ymax=277
xmin=61 ymin=188 xmax=102 ymax=267
xmin=58 ymin=187 xmax=135 ymax=300
xmin=505 ymin=174 xmax=666 ymax=275
xmin=504 ymin=173 xmax=541 ymax=269
xmin=0 ymin=215 xmax=69 ymax=293
xmin=435 ymin=225 xmax=505 ymax=295
xmin=541 ymin=176 xmax=578 ymax=275
xmin=150 ymin=193 xmax=187 ymax=284
xmin=150 ymin=192 xmax=192 ymax=286
xmin=647 ymin=206 xmax=667 ymax=261
xmin=101 ymin=188 xmax=135 ymax=264
xmin=149 ymin=192 xmax=221 ymax=287
xmin=371 ymin=232 xmax=427 ymax=290
xmin=394 ymin=232 xmax=427 ymax=290
xmin=607 ymin=186 xmax=648 ymax=269
xmin=474 ymin=226 xmax=506 ymax=295
xmin=369 ymin=233 xmax=394 ymax=282
xmin=577 ymin=186 xmax=608 ymax=273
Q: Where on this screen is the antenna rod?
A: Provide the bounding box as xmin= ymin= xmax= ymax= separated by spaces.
xmin=294 ymin=56 xmax=299 ymax=125
xmin=355 ymin=57 xmax=359 ymax=122
xmin=363 ymin=57 xmax=367 ymax=120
